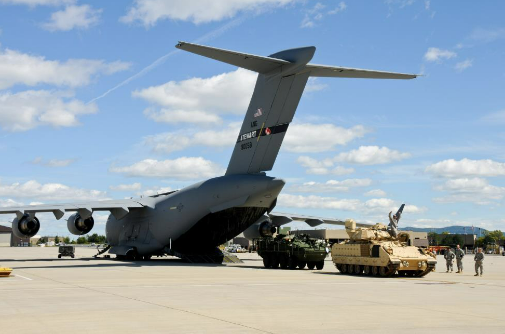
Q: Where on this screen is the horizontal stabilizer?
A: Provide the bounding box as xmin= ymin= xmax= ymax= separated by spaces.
xmin=176 ymin=41 xmax=289 ymax=74
xmin=305 ymin=64 xmax=418 ymax=79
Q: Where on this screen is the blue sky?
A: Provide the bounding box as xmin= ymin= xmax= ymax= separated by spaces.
xmin=0 ymin=0 xmax=504 ymax=237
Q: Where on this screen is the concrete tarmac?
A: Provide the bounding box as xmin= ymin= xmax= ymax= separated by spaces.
xmin=1 ymin=247 xmax=504 ymax=333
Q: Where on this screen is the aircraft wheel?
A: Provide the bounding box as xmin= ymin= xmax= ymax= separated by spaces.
xmin=316 ymin=261 xmax=324 ymax=270
xmin=270 ymin=255 xmax=279 ymax=269
xmin=279 ymin=256 xmax=288 ymax=269
xmin=372 ymin=266 xmax=379 ymax=276
xmin=298 ymin=261 xmax=306 ymax=269
xmin=364 ymin=265 xmax=372 ymax=275
xmin=341 ymin=264 xmax=348 ymax=274
xmin=307 ymin=262 xmax=316 ymax=270
xmin=262 ymin=256 xmax=271 ymax=268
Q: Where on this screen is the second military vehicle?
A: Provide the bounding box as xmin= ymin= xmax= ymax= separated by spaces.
xmin=331 ymin=206 xmax=437 ymax=277
xmin=257 ymin=233 xmax=328 ymax=270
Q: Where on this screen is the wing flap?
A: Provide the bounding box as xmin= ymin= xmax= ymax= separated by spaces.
xmin=269 ymin=212 xmax=371 ymax=228
xmin=0 ymin=199 xmax=145 ymax=220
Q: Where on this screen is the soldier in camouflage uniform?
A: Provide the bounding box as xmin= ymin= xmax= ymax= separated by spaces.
xmin=455 ymin=244 xmax=465 ymax=273
xmin=444 ymin=248 xmax=455 ymax=272
xmin=474 ymin=248 xmax=484 ymax=276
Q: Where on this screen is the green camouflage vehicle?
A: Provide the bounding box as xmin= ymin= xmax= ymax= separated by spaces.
xmin=256 ymin=234 xmax=328 ymax=270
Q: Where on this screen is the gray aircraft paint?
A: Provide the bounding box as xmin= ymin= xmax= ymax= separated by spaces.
xmin=0 ymin=42 xmax=416 ymax=259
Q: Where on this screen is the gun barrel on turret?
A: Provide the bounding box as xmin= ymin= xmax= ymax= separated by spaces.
xmin=395 ymin=204 xmax=405 ymax=222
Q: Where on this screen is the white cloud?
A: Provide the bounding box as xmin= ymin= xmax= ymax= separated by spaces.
xmin=109 ymin=183 xmax=142 ymax=191
xmin=424 ymin=47 xmax=456 ymax=62
xmin=296 ymin=156 xmax=354 ymax=175
xmin=334 ymin=146 xmax=411 ymax=165
xmin=143 ymin=123 xmax=239 ymax=154
xmin=0 ymin=47 xmax=131 ymax=89
xmin=0 ymin=90 xmax=97 ymax=131
xmin=364 ymin=189 xmax=387 ymax=197
xmin=289 ymin=179 xmax=372 ymax=193
xmin=278 ymin=193 xmax=361 ymax=211
xmin=425 ymin=158 xmax=505 ymax=177
xmin=481 ymin=110 xmax=505 ymax=124
xmin=278 ymin=193 xmax=424 ymax=214
xmin=0 ymin=180 xmax=108 ymax=201
xmin=433 ymin=177 xmax=505 ymax=204
xmin=43 ymin=5 xmax=102 ymax=31
xmin=31 ymin=157 xmax=76 ymax=167
xmin=305 ymin=77 xmax=327 ymax=92
xmin=110 ymin=157 xmax=224 ymax=180
xmin=284 ymin=124 xmax=366 ymax=153
xmin=137 ymin=186 xmax=173 ymax=197
xmin=0 ymin=0 xmax=73 ymax=6
xmin=134 ymin=68 xmax=255 ymax=124
xmin=454 ymin=59 xmax=472 ymax=72
xmin=301 ymin=1 xmax=346 ymax=28
xmin=469 ymin=27 xmax=505 ymax=43
xmin=0 ymin=198 xmax=23 ymax=207
xmin=121 ymin=0 xmax=294 ymax=26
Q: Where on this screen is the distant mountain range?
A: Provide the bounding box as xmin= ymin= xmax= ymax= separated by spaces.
xmin=400 ymin=226 xmax=488 ymax=235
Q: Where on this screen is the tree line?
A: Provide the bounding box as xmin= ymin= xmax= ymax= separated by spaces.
xmin=428 ymin=230 xmax=504 ymax=248
xmin=37 ymin=234 xmax=107 ymax=245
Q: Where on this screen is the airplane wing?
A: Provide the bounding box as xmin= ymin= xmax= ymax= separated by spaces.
xmin=268 ymin=212 xmax=372 ymax=228
xmin=304 ymin=63 xmax=418 ymax=79
xmin=0 ymin=198 xmax=148 ymax=220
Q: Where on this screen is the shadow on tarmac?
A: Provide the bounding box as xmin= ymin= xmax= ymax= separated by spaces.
xmin=0 ymin=257 xmax=225 ymax=270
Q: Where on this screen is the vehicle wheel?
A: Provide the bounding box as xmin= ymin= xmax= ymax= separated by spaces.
xmin=372 ymin=266 xmax=379 ymax=276
xmin=279 ymin=256 xmax=288 ymax=269
xmin=262 ymin=256 xmax=271 ymax=268
xmin=270 ymin=256 xmax=279 ymax=269
xmin=316 ymin=261 xmax=324 ymax=270
xmin=144 ymin=255 xmax=152 ymax=261
xmin=71 ymin=254 xmax=74 ymax=259
xmin=298 ymin=261 xmax=306 ymax=269
xmin=58 ymin=254 xmax=62 ymax=258
xmin=354 ymin=265 xmax=363 ymax=275
xmin=364 ymin=266 xmax=371 ymax=275
xmin=341 ymin=264 xmax=348 ymax=273
xmin=288 ymin=257 xmax=297 ymax=270
xmin=379 ymin=266 xmax=391 ymax=277
xmin=307 ymin=262 xmax=316 ymax=270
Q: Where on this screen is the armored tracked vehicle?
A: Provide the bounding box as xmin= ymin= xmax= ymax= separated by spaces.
xmin=332 ymin=218 xmax=437 ymax=277
xmin=257 ymin=234 xmax=328 ymax=270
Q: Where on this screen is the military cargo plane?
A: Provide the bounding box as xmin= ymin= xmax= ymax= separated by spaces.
xmin=0 ymin=42 xmax=417 ymax=262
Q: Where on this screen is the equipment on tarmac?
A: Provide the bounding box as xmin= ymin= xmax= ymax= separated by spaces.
xmin=58 ymin=245 xmax=75 ymax=259
xmin=256 ymin=233 xmax=328 ymax=270
xmin=0 ymin=267 xmax=13 ymax=277
xmin=332 ymin=205 xmax=437 ymax=277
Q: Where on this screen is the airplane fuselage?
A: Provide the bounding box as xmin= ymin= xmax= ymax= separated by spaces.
xmin=105 ymin=174 xmax=285 ymax=256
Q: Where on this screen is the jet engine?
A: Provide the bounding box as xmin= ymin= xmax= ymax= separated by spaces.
xmin=67 ymin=213 xmax=94 ymax=235
xmin=12 ymin=215 xmax=40 ymax=238
xmin=243 ymin=220 xmax=277 ymax=240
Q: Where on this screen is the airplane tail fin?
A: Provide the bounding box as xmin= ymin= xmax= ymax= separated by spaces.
xmin=176 ymin=42 xmax=417 ymax=175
